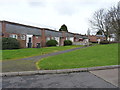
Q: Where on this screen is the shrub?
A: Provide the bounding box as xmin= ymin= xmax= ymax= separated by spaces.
xmin=46 ymin=39 xmax=58 ymax=47
xmin=2 ymin=37 xmax=20 ymax=50
xmin=89 ymin=43 xmax=93 ymax=46
xmin=100 ymin=40 xmax=109 ymax=44
xmin=64 ymin=40 xmax=72 ymax=46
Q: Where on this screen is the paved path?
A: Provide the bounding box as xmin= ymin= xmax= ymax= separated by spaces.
xmin=2 ymin=71 xmax=117 ymax=88
xmin=2 ymin=46 xmax=89 ymax=72
xmin=90 ymin=68 xmax=119 ymax=87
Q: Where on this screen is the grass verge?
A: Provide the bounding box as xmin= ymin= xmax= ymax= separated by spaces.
xmin=37 ymin=44 xmax=118 ymax=70
xmin=2 ymin=45 xmax=83 ymax=60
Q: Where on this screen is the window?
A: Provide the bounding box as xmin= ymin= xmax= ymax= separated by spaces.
xmin=36 ymin=36 xmax=39 ymax=39
xmin=67 ymin=37 xmax=70 ymax=40
xmin=46 ymin=37 xmax=50 ymax=41
xmin=9 ymin=34 xmax=18 ymax=39
xmin=51 ymin=37 xmax=55 ymax=40
xmin=21 ymin=35 xmax=25 ymax=40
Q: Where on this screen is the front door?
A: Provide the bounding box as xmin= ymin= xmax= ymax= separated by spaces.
xmin=28 ymin=37 xmax=32 ymax=48
xmin=26 ymin=35 xmax=33 ymax=48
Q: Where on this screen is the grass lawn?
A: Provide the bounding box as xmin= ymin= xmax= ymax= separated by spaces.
xmin=2 ymin=45 xmax=83 ymax=60
xmin=37 ymin=44 xmax=118 ymax=70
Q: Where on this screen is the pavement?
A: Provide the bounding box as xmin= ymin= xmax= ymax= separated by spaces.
xmin=2 ymin=68 xmax=119 ymax=88
xmin=2 ymin=46 xmax=89 ymax=72
xmin=90 ymin=68 xmax=119 ymax=87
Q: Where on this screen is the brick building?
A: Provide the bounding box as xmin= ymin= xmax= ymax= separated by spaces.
xmin=0 ymin=20 xmax=88 ymax=48
xmin=88 ymin=35 xmax=106 ymax=43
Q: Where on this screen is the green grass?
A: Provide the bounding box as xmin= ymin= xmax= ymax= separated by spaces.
xmin=37 ymin=44 xmax=118 ymax=70
xmin=2 ymin=45 xmax=83 ymax=60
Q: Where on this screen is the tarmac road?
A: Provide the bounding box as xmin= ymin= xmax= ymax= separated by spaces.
xmin=2 ymin=71 xmax=117 ymax=88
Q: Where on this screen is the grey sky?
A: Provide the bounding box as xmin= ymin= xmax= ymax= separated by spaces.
xmin=0 ymin=0 xmax=119 ymax=34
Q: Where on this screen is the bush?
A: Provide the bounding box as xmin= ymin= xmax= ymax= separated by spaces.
xmin=89 ymin=43 xmax=93 ymax=46
xmin=46 ymin=39 xmax=58 ymax=47
xmin=100 ymin=40 xmax=109 ymax=44
xmin=2 ymin=37 xmax=20 ymax=50
xmin=64 ymin=40 xmax=72 ymax=46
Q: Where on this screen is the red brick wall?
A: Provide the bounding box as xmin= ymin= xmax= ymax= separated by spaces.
xmin=32 ymin=35 xmax=41 ymax=48
xmin=1 ymin=21 xmax=27 ymax=48
xmin=88 ymin=35 xmax=106 ymax=42
xmin=88 ymin=35 xmax=97 ymax=42
xmin=18 ymin=39 xmax=26 ymax=48
xmin=1 ymin=21 xmax=9 ymax=37
xmin=59 ymin=31 xmax=66 ymax=46
xmin=41 ymin=29 xmax=46 ymax=47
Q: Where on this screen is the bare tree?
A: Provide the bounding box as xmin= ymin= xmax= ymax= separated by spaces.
xmin=89 ymin=9 xmax=110 ymax=40
xmin=89 ymin=2 xmax=120 ymax=41
xmin=107 ymin=3 xmax=120 ymax=41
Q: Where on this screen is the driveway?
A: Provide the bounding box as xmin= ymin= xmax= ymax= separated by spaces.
xmin=2 ymin=69 xmax=118 ymax=88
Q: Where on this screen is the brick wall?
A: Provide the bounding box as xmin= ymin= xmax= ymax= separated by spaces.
xmin=88 ymin=35 xmax=97 ymax=42
xmin=88 ymin=35 xmax=106 ymax=42
xmin=32 ymin=35 xmax=41 ymax=48
xmin=41 ymin=29 xmax=46 ymax=47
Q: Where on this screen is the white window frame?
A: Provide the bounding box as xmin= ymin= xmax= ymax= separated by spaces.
xmin=10 ymin=34 xmax=18 ymax=39
xmin=36 ymin=36 xmax=39 ymax=39
xmin=21 ymin=35 xmax=26 ymax=40
xmin=46 ymin=37 xmax=50 ymax=41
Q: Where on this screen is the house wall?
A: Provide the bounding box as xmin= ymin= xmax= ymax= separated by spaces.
xmin=41 ymin=29 xmax=46 ymax=47
xmin=74 ymin=34 xmax=81 ymax=42
xmin=88 ymin=35 xmax=97 ymax=42
xmin=1 ymin=21 xmax=88 ymax=48
xmin=18 ymin=39 xmax=26 ymax=48
xmin=32 ymin=35 xmax=41 ymax=48
xmin=45 ymin=30 xmax=62 ymax=46
xmin=2 ymin=22 xmax=42 ymax=48
xmin=65 ymin=32 xmax=74 ymax=42
xmin=88 ymin=35 xmax=106 ymax=42
xmin=1 ymin=21 xmax=9 ymax=37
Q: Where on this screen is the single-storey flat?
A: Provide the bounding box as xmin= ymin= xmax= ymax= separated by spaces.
xmin=0 ymin=20 xmax=88 ymax=48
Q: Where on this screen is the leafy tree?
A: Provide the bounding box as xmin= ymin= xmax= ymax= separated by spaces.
xmin=59 ymin=24 xmax=68 ymax=32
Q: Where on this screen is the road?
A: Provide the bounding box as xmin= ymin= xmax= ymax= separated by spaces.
xmin=2 ymin=71 xmax=117 ymax=88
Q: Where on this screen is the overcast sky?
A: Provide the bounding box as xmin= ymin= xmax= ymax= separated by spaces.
xmin=0 ymin=0 xmax=119 ymax=34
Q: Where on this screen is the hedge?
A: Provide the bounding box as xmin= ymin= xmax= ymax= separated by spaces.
xmin=46 ymin=39 xmax=58 ymax=47
xmin=2 ymin=37 xmax=20 ymax=50
xmin=100 ymin=40 xmax=109 ymax=44
xmin=64 ymin=40 xmax=72 ymax=46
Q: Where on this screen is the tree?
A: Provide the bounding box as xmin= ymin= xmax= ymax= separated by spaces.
xmin=89 ymin=2 xmax=120 ymax=42
xmin=59 ymin=24 xmax=68 ymax=32
xmin=107 ymin=3 xmax=120 ymax=41
xmin=96 ymin=30 xmax=103 ymax=35
xmin=89 ymin=9 xmax=110 ymax=41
